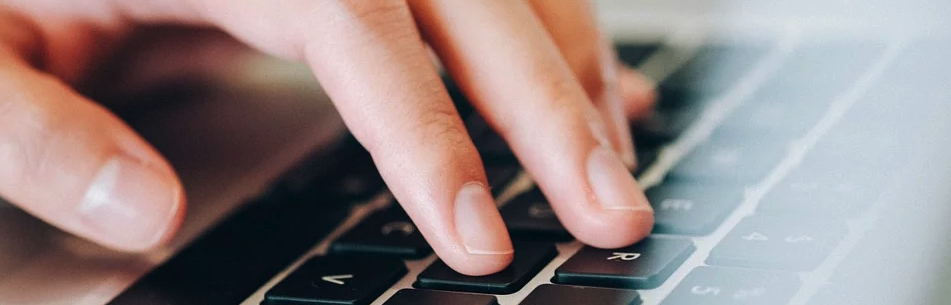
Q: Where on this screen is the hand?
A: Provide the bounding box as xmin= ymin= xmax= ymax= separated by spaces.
xmin=0 ymin=0 xmax=656 ymax=275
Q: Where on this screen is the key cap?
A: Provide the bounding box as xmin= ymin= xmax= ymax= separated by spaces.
xmin=661 ymin=266 xmax=801 ymax=305
xmin=382 ymin=289 xmax=498 ymax=305
xmin=757 ymin=165 xmax=895 ymax=217
xmin=668 ymin=132 xmax=789 ymax=183
xmin=500 ymin=190 xmax=573 ymax=241
xmin=109 ymin=185 xmax=352 ymax=305
xmin=484 ymin=163 xmax=521 ymax=197
xmin=331 ymin=207 xmax=431 ymax=259
xmin=276 ymin=139 xmax=384 ymax=202
xmin=617 ymin=43 xmax=661 ymax=67
xmin=707 ymin=215 xmax=846 ymax=271
xmin=663 ymin=44 xmax=769 ymax=95
xmin=554 ymin=237 xmax=695 ymax=289
xmin=519 ymin=284 xmax=642 ymax=305
xmin=758 ymin=41 xmax=885 ymax=98
xmin=630 ymin=88 xmax=709 ymax=142
xmin=718 ymin=93 xmax=831 ymax=137
xmin=265 ymin=256 xmax=407 ymax=305
xmin=646 ymin=183 xmax=743 ymax=235
xmin=634 ymin=146 xmax=661 ymax=177
xmin=414 ymin=242 xmax=558 ymax=294
xmin=463 ymin=111 xmax=519 ymax=165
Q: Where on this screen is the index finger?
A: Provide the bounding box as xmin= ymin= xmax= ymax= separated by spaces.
xmin=188 ymin=0 xmax=514 ymax=275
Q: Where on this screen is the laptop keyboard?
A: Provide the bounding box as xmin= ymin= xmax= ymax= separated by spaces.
xmin=107 ymin=36 xmax=923 ymax=305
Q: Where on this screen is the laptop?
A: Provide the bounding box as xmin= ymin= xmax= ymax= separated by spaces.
xmin=1 ymin=0 xmax=950 ymax=304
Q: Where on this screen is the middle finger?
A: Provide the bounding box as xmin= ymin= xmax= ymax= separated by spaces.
xmin=409 ymin=0 xmax=653 ymax=248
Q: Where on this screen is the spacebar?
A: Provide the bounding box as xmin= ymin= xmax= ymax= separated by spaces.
xmin=107 ymin=191 xmax=351 ymax=305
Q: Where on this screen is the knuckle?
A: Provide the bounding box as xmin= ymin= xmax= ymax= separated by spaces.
xmin=336 ymin=0 xmax=408 ymax=25
xmin=414 ymin=105 xmax=470 ymax=150
xmin=298 ymin=0 xmax=415 ymax=59
xmin=540 ymin=76 xmax=588 ymax=123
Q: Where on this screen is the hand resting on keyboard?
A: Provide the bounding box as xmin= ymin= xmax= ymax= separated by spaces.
xmin=0 ymin=1 xmax=656 ymax=276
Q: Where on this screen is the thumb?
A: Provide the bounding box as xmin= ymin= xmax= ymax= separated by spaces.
xmin=0 ymin=50 xmax=185 ymax=252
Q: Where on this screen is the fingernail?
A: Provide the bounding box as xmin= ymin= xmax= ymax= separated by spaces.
xmin=586 ymin=146 xmax=652 ymax=212
xmin=454 ymin=182 xmax=513 ymax=255
xmin=79 ymin=155 xmax=180 ymax=250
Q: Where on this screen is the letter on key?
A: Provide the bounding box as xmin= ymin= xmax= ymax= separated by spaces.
xmin=555 ymin=237 xmax=695 ymax=289
xmin=265 ymin=256 xmax=407 ymax=305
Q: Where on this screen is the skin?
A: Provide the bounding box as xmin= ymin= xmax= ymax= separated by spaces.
xmin=0 ymin=0 xmax=656 ymax=276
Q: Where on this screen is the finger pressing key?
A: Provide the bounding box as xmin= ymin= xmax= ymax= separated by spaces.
xmin=190 ymin=0 xmax=516 ymax=275
xmin=409 ymin=0 xmax=654 ymax=249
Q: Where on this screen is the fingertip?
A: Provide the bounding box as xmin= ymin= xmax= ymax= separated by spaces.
xmin=80 ymin=155 xmax=186 ymax=253
xmin=443 ymin=251 xmax=515 ymax=277
xmin=441 ymin=182 xmax=514 ymax=276
xmin=618 ymin=64 xmax=657 ymax=120
xmin=575 ymin=209 xmax=654 ymax=249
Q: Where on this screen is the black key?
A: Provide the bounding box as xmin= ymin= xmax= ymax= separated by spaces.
xmin=520 ymin=284 xmax=642 ymax=305
xmin=382 ymin=289 xmax=498 ymax=305
xmin=707 ymin=215 xmax=846 ymax=271
xmin=108 ymin=181 xmax=351 ymax=305
xmin=265 ymin=256 xmax=407 ymax=305
xmin=661 ymin=266 xmax=801 ymax=305
xmin=554 ymin=237 xmax=695 ymax=289
xmin=464 ymin=112 xmax=518 ymax=165
xmin=668 ymin=132 xmax=789 ymax=183
xmin=501 ymin=190 xmax=572 ymax=241
xmin=616 ymin=43 xmax=661 ymax=67
xmin=634 ymin=146 xmax=661 ymax=177
xmin=331 ymin=207 xmax=431 ymax=259
xmin=276 ymin=139 xmax=384 ymax=202
xmin=484 ymin=163 xmax=521 ymax=197
xmin=415 ymin=242 xmax=557 ymax=294
xmin=646 ymin=183 xmax=742 ymax=235
xmin=630 ymin=87 xmax=709 ymax=142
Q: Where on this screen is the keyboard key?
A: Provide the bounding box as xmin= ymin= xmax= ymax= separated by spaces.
xmin=707 ymin=216 xmax=846 ymax=271
xmin=415 ymin=242 xmax=557 ymax=294
xmin=631 ymin=87 xmax=709 ymax=142
xmin=265 ymin=256 xmax=407 ymax=305
xmin=718 ymin=93 xmax=830 ymax=137
xmin=464 ymin=112 xmax=519 ymax=165
xmin=668 ymin=132 xmax=789 ymax=183
xmin=634 ymin=145 xmax=661 ymax=176
xmin=664 ymin=44 xmax=769 ymax=95
xmin=484 ymin=163 xmax=521 ymax=196
xmin=617 ymin=43 xmax=661 ymax=67
xmin=661 ymin=266 xmax=801 ymax=305
xmin=646 ymin=183 xmax=743 ymax=235
xmin=519 ymin=284 xmax=642 ymax=305
xmin=276 ymin=140 xmax=384 ymax=202
xmin=757 ymin=165 xmax=894 ymax=217
xmin=807 ymin=121 xmax=904 ymax=170
xmin=554 ymin=237 xmax=695 ymax=289
xmin=501 ymin=190 xmax=572 ymax=241
xmin=758 ymin=41 xmax=884 ymax=98
xmin=382 ymin=289 xmax=498 ymax=305
xmin=109 ymin=181 xmax=353 ymax=305
xmin=331 ymin=207 xmax=431 ymax=259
